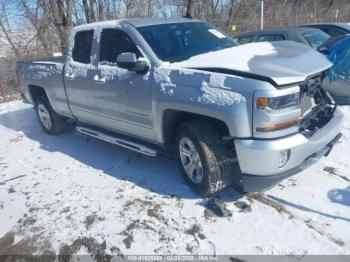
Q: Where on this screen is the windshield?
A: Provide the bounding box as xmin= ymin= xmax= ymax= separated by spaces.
xmin=137 ymin=22 xmax=237 ymax=63
xmin=302 ymin=29 xmax=330 ymax=49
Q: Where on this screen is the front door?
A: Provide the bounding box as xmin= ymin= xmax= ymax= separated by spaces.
xmin=91 ymin=28 xmax=154 ymax=141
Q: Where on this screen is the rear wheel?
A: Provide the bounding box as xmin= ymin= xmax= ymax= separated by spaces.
xmin=35 ymin=95 xmax=66 ymax=135
xmin=176 ymin=120 xmax=236 ymax=196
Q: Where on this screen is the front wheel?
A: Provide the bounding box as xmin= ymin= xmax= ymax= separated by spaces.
xmin=176 ymin=120 xmax=236 ymax=196
xmin=35 ymin=96 xmax=66 ymax=135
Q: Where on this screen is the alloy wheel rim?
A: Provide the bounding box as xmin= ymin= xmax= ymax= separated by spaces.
xmin=37 ymin=104 xmax=52 ymax=130
xmin=179 ymin=137 xmax=203 ymax=184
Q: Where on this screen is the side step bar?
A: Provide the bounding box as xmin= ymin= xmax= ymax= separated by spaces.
xmin=75 ymin=126 xmax=158 ymax=157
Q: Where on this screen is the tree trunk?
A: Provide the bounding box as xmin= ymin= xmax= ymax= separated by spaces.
xmin=49 ymin=0 xmax=74 ymax=52
xmin=226 ymin=0 xmax=235 ymax=30
xmin=185 ymin=0 xmax=196 ymax=18
xmin=98 ymin=0 xmax=105 ymax=20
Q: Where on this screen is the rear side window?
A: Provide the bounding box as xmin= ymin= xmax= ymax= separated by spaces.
xmin=256 ymin=34 xmax=286 ymax=42
xmin=99 ymin=29 xmax=141 ymax=64
xmin=302 ymin=30 xmax=330 ymax=49
xmin=235 ymin=35 xmax=254 ymax=45
xmin=322 ymin=28 xmax=345 ymax=37
xmin=72 ymin=30 xmax=94 ymax=64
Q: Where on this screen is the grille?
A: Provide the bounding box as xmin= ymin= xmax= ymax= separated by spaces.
xmin=298 ymin=74 xmax=335 ymax=137
xmin=299 ymin=75 xmax=322 ymax=117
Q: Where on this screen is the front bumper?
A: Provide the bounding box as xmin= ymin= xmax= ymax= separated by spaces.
xmin=234 ymin=107 xmax=343 ymax=192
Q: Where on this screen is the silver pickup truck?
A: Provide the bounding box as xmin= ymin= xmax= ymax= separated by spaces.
xmin=17 ymin=18 xmax=343 ymax=195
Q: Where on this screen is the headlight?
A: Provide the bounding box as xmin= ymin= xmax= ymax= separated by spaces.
xmin=255 ymin=92 xmax=301 ymax=133
xmin=256 ymin=93 xmax=300 ymax=110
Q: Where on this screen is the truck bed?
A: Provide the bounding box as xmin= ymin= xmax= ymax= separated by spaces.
xmin=17 ymin=56 xmax=65 ymax=65
xmin=17 ymin=56 xmax=65 ymax=83
xmin=17 ymin=56 xmax=72 ymax=118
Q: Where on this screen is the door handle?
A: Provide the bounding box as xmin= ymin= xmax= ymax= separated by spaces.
xmin=65 ymin=73 xmax=75 ymax=80
xmin=93 ymin=75 xmax=106 ymax=84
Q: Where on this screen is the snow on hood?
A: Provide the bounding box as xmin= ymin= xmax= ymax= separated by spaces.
xmin=171 ymin=41 xmax=333 ymax=86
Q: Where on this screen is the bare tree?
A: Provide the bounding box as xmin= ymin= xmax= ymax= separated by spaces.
xmin=49 ymin=0 xmax=74 ymax=52
xmin=16 ymin=0 xmax=56 ymax=54
xmin=0 ymin=1 xmax=21 ymax=57
xmin=82 ymin=0 xmax=96 ymax=23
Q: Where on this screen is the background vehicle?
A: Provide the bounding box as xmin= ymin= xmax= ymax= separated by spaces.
xmin=302 ymin=22 xmax=350 ymax=37
xmin=234 ymin=26 xmax=350 ymax=103
xmin=233 ymin=27 xmax=330 ymax=50
xmin=17 ymin=18 xmax=343 ymax=195
xmin=322 ymin=35 xmax=350 ymax=104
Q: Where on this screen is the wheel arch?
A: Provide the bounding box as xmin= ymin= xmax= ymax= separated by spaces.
xmin=28 ymin=85 xmax=47 ymax=103
xmin=161 ymin=109 xmax=231 ymax=148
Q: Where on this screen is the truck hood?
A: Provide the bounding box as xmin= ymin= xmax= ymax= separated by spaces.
xmin=171 ymin=41 xmax=333 ymax=86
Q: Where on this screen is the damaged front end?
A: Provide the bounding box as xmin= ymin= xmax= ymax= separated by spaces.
xmin=235 ymin=72 xmax=343 ymax=192
xmin=299 ymin=74 xmax=337 ymax=138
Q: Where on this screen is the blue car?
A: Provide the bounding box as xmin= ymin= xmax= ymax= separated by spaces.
xmin=323 ymin=35 xmax=350 ymax=104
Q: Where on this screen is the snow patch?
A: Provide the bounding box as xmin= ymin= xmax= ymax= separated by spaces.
xmin=142 ymin=72 xmax=150 ymax=81
xmin=19 ymin=62 xmax=63 ymax=81
xmin=65 ymin=61 xmax=91 ymax=78
xmin=178 ymin=69 xmax=195 ymax=76
xmin=198 ymin=74 xmax=246 ymax=106
xmin=154 ymin=67 xmax=176 ymax=96
xmin=99 ymin=64 xmax=133 ymax=81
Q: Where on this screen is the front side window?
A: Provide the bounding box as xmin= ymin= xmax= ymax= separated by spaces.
xmin=256 ymin=34 xmax=286 ymax=42
xmin=302 ymin=30 xmax=330 ymax=49
xmin=72 ymin=30 xmax=94 ymax=64
xmin=99 ymin=29 xmax=141 ymax=64
xmin=137 ymin=22 xmax=236 ymax=63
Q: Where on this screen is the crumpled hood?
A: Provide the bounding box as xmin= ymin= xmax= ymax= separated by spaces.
xmin=171 ymin=41 xmax=333 ymax=86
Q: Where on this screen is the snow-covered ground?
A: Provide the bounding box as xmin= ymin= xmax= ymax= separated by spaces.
xmin=0 ymin=100 xmax=349 ymax=258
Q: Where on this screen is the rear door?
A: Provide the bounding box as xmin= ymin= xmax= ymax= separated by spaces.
xmin=64 ymin=29 xmax=100 ymax=123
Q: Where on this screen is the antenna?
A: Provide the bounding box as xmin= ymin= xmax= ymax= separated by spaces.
xmin=260 ymin=1 xmax=264 ymax=30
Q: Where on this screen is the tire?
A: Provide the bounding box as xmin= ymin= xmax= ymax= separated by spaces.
xmin=35 ymin=95 xmax=66 ymax=135
xmin=176 ymin=120 xmax=236 ymax=196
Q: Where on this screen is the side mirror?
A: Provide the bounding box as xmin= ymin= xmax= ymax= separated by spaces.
xmin=116 ymin=52 xmax=149 ymax=74
xmin=317 ymin=45 xmax=330 ymax=55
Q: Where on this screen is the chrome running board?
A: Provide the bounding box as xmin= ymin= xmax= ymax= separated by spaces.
xmin=75 ymin=126 xmax=157 ymax=157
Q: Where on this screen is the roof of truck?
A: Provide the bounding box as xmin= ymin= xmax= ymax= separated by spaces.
xmin=125 ymin=17 xmax=201 ymax=27
xmin=73 ymin=17 xmax=201 ymax=31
